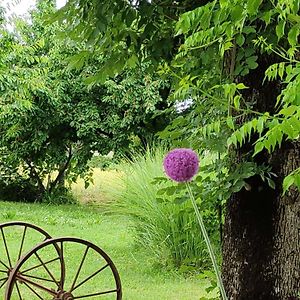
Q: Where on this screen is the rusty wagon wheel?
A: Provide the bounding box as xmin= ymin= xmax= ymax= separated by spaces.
xmin=0 ymin=221 xmax=57 ymax=295
xmin=5 ymin=237 xmax=122 ymax=300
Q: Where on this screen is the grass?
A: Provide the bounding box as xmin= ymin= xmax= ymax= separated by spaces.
xmin=0 ymin=201 xmax=214 ymax=299
xmin=72 ymin=169 xmax=122 ymax=205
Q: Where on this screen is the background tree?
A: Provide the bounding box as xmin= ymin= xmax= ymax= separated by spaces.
xmin=0 ymin=0 xmax=170 ymax=202
xmin=55 ymin=0 xmax=300 ymax=298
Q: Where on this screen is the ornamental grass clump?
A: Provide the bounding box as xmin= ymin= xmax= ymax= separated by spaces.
xmin=163 ymin=148 xmax=227 ymax=300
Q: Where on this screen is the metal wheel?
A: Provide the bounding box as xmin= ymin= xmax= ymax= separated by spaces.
xmin=0 ymin=221 xmax=54 ymax=295
xmin=5 ymin=237 xmax=122 ymax=300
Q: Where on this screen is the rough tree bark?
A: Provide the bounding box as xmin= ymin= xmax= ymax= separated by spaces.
xmin=222 ymin=55 xmax=300 ymax=299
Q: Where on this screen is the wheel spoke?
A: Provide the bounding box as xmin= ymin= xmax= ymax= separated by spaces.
xmin=59 ymin=241 xmax=64 ymax=291
xmin=22 ymin=281 xmax=45 ymax=300
xmin=16 ymin=274 xmax=56 ymax=297
xmin=1 ymin=227 xmax=12 ymax=268
xmin=15 ymin=282 xmax=23 ymax=300
xmin=17 ymin=226 xmax=28 ymax=261
xmin=0 ymin=269 xmax=7 ymax=273
xmin=0 ymin=260 xmax=9 ymax=270
xmin=34 ymin=252 xmax=59 ymax=287
xmin=72 ymin=264 xmax=109 ymax=292
xmin=20 ymin=273 xmax=58 ymax=283
xmin=0 ymin=277 xmax=8 ymax=289
xmin=70 ymin=246 xmax=89 ymax=292
xmin=73 ymin=289 xmax=118 ymax=299
xmin=22 ymin=257 xmax=60 ymax=274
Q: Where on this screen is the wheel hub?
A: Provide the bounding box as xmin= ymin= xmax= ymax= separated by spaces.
xmin=55 ymin=291 xmax=74 ymax=300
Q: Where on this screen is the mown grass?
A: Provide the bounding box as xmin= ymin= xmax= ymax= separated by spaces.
xmin=0 ymin=201 xmax=213 ymax=299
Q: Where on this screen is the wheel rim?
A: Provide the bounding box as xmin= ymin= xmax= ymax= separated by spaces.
xmin=0 ymin=221 xmax=54 ymax=295
xmin=5 ymin=237 xmax=122 ymax=300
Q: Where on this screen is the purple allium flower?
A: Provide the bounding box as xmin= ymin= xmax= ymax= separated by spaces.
xmin=163 ymin=148 xmax=199 ymax=182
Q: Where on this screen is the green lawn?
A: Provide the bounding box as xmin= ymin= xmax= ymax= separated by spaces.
xmin=0 ymin=201 xmax=212 ymax=299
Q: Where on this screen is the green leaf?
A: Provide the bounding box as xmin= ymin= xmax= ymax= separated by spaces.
xmin=231 ymin=5 xmax=244 ymax=23
xmin=233 ymin=95 xmax=240 ymax=109
xmin=174 ymin=197 xmax=188 ymax=205
xmin=288 ymin=25 xmax=299 ymax=47
xmin=226 ymin=116 xmax=235 ymax=129
xmin=157 ymin=188 xmax=168 ymax=195
xmin=240 ymin=68 xmax=250 ymax=76
xmin=278 ymin=62 xmax=285 ymax=79
xmin=290 ymin=116 xmax=300 ymax=131
xmin=287 ymin=14 xmax=300 ymax=24
xmin=246 ymin=56 xmax=258 ymax=69
xmin=294 ymin=174 xmax=300 ymax=189
xmin=247 ymin=0 xmax=262 ymax=15
xmin=267 ymin=178 xmax=275 ymax=190
xmin=223 ymin=40 xmax=234 ymax=52
xmin=283 ymin=174 xmax=295 ymax=194
xmin=253 ymin=141 xmax=264 ymax=156
xmin=236 ymin=34 xmax=245 ymax=47
xmin=236 ymin=83 xmax=248 ymax=89
xmin=127 ymin=54 xmax=139 ymax=68
xmin=257 ymin=117 xmax=264 ymax=135
xmin=156 ymin=198 xmax=165 ymax=203
xmin=261 ymin=10 xmax=273 ymax=26
xmin=200 ymin=9 xmax=212 ymax=30
xmin=276 ymin=20 xmax=286 ymax=40
xmin=243 ymin=26 xmax=256 ymax=34
xmin=281 ymin=120 xmax=296 ymax=138
xmin=279 ymin=106 xmax=297 ymax=117
xmin=244 ymin=47 xmax=255 ymax=57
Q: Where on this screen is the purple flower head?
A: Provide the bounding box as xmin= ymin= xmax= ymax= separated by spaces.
xmin=163 ymin=148 xmax=199 ymax=182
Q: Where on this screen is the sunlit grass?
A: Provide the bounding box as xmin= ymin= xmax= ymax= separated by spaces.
xmin=72 ymin=169 xmax=123 ymax=205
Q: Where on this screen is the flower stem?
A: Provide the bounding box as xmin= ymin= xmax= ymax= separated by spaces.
xmin=186 ymin=183 xmax=227 ymax=300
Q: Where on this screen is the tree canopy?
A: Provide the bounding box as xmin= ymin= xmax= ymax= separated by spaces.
xmin=0 ymin=0 xmax=171 ymax=201
xmin=54 ymin=0 xmax=300 ymax=191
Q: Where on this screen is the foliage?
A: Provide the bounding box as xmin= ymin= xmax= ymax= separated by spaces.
xmin=51 ymin=0 xmax=189 ymax=79
xmin=55 ymin=0 xmax=300 ymax=195
xmin=0 ymin=0 xmax=170 ymax=201
xmin=0 ymin=177 xmax=40 ymax=203
xmin=107 ymin=147 xmax=220 ymax=270
xmin=87 ymin=153 xmax=115 ymax=170
xmin=162 ymin=0 xmax=300 ymax=192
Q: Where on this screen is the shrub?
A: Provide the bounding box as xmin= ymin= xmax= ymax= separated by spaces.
xmin=41 ymin=186 xmax=78 ymax=205
xmin=88 ymin=152 xmax=115 ymax=170
xmin=107 ymin=147 xmax=216 ymax=270
xmin=0 ymin=177 xmax=41 ymax=203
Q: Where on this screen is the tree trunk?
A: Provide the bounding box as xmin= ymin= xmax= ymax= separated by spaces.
xmin=270 ymin=143 xmax=300 ymax=299
xmin=222 ymin=54 xmax=300 ymax=299
xmin=223 ymin=143 xmax=300 ymax=299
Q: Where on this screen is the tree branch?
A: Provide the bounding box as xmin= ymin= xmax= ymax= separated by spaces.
xmin=49 ymin=145 xmax=73 ymax=193
xmin=96 ymin=129 xmax=113 ymax=139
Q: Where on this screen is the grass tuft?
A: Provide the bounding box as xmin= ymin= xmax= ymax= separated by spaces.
xmin=104 ymin=147 xmax=211 ymax=270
